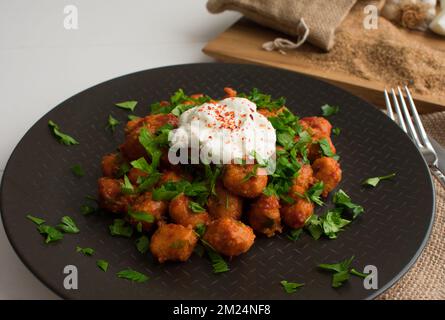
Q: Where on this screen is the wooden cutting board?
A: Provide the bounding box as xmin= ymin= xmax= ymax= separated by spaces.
xmin=203 ymin=19 xmax=445 ymax=113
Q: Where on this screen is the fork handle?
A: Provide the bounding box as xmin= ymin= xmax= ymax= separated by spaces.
xmin=430 ymin=165 xmax=445 ymax=188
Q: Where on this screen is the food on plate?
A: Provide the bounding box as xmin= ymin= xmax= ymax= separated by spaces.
xmin=97 ymin=88 xmax=343 ymax=265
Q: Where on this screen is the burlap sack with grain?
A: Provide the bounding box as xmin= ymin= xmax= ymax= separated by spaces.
xmin=207 ymin=0 xmax=357 ymax=51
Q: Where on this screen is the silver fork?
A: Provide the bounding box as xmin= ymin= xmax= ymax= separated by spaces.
xmin=384 ymin=86 xmax=445 ymax=187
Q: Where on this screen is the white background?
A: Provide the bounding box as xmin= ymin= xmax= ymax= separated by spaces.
xmin=0 ymin=0 xmax=240 ymax=299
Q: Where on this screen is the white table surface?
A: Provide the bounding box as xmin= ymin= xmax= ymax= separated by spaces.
xmin=0 ymin=0 xmax=240 ymax=299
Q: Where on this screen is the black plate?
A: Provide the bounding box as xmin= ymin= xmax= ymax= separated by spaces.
xmin=0 ymin=63 xmax=435 ymax=300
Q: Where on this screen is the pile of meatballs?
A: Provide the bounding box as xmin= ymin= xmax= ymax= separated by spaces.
xmin=98 ymin=91 xmax=342 ymax=264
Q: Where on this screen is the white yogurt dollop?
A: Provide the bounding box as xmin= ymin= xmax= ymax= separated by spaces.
xmin=169 ymin=97 xmax=276 ymax=164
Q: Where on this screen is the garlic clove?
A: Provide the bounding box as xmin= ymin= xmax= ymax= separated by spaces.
xmin=429 ymin=9 xmax=445 ymax=35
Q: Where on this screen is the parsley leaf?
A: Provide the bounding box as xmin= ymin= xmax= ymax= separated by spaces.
xmin=115 ymin=100 xmax=137 ymax=112
xmin=80 ymin=204 xmax=97 ymax=215
xmin=333 ymin=127 xmax=341 ymax=136
xmin=135 ymin=235 xmax=150 ymax=254
xmin=321 ymin=104 xmax=340 ymax=117
xmin=238 ymin=88 xmax=286 ymax=111
xmin=305 ymin=208 xmax=351 ymax=240
xmin=116 ymin=268 xmax=149 ymax=283
xmin=128 ymin=208 xmax=154 ymax=224
xmin=280 ymin=280 xmax=304 ymax=293
xmin=48 ymin=120 xmax=79 ymax=145
xmin=305 ymin=181 xmax=324 ymax=206
xmin=319 ymin=138 xmax=339 ymax=161
xmin=139 ymin=127 xmax=162 ymax=170
xmin=26 ymin=214 xmax=46 ymax=226
xmin=97 ymin=259 xmax=109 ymax=272
xmin=121 ymin=174 xmax=134 ymax=194
xmin=242 ymin=164 xmax=260 ymax=183
xmin=205 ymin=246 xmax=230 ymax=274
xmin=350 ymin=268 xmax=369 ymax=278
xmin=287 ymin=228 xmax=303 ymax=241
xmin=189 ymin=201 xmax=206 ymax=213
xmin=204 ymin=164 xmax=222 ymax=196
xmin=362 ymin=173 xmax=396 ymax=187
xmin=333 ymin=189 xmax=364 ymax=219
xmin=130 ymin=157 xmax=151 ymax=173
xmin=304 ymin=215 xmax=323 ymax=240
xmin=128 ymin=114 xmax=140 ymax=121
xmin=76 ymin=246 xmax=94 ymax=256
xmin=70 ymin=164 xmax=84 ymax=177
xmin=57 ymin=216 xmax=79 ymax=234
xmin=318 ymin=256 xmax=354 ymax=288
xmin=106 ymin=115 xmax=120 ymax=132
xmin=194 ymin=223 xmax=207 ymax=238
xmin=38 ymin=225 xmax=64 ymax=243
xmin=109 ymin=219 xmax=133 ymax=238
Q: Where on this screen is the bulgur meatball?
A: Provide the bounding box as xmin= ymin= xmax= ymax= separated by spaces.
xmin=101 ymin=153 xmax=122 ymax=177
xmin=222 ymin=164 xmax=268 ymax=198
xmin=150 ymin=223 xmax=198 ymax=263
xmin=120 ymin=114 xmax=178 ymax=161
xmin=312 ymin=157 xmax=342 ymax=197
xmin=98 ymin=177 xmax=135 ymax=213
xmin=203 ymin=217 xmax=255 ymax=257
xmin=128 ymin=191 xmax=168 ymax=231
xmin=281 ymin=198 xmax=314 ymax=229
xmin=248 ymin=195 xmax=282 ymax=237
xmin=290 ymin=164 xmax=315 ymax=197
xmin=300 ymin=116 xmax=332 ymax=138
xmin=207 ymin=184 xmax=243 ymax=220
xmin=169 ymin=194 xmax=210 ymax=228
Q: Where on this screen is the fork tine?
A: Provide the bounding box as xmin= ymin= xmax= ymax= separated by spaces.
xmin=404 ymin=86 xmax=433 ymax=149
xmin=384 ymin=89 xmax=395 ymax=120
xmin=397 ymin=87 xmax=422 ymax=147
xmin=390 ymin=88 xmax=407 ymax=133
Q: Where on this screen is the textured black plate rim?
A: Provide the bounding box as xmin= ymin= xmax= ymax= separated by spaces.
xmin=0 ymin=62 xmax=436 ymax=300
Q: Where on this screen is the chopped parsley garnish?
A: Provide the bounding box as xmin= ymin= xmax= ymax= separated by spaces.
xmin=150 ymin=89 xmax=211 ymax=115
xmin=48 ymin=120 xmax=79 ymax=145
xmin=280 ymin=280 xmax=304 ymax=293
xmin=109 ymin=219 xmax=133 ymax=238
xmin=135 ymin=235 xmax=150 ymax=254
xmin=305 ymin=208 xmax=351 ymax=240
xmin=333 ymin=189 xmax=364 ymax=219
xmin=152 ymin=180 xmax=208 ymax=202
xmin=70 ymin=164 xmax=85 ymax=177
xmin=106 ymin=115 xmax=120 ymax=132
xmin=287 ymin=228 xmax=303 ymax=241
xmin=57 ymin=216 xmax=80 ymax=234
xmin=116 ymin=268 xmax=149 ymax=283
xmin=204 ymin=164 xmax=222 ymax=196
xmin=130 ymin=157 xmax=151 ymax=173
xmin=97 ymin=259 xmax=109 ymax=272
xmin=128 ymin=114 xmax=140 ymax=121
xmin=128 ymin=209 xmax=154 ymax=224
xmin=189 ymin=201 xmax=206 ymax=213
xmin=26 ymin=214 xmax=46 ymax=226
xmin=115 ymin=100 xmax=138 ymax=112
xmin=80 ymin=204 xmax=96 ymax=215
xmin=318 ymin=256 xmax=367 ymax=287
xmin=241 ymin=164 xmax=260 ymax=183
xmin=333 ymin=127 xmax=341 ymax=136
xmin=305 ymin=181 xmax=324 ymax=206
xmin=238 ymin=88 xmax=285 ymax=111
xmin=138 ymin=127 xmax=162 ymax=171
xmin=194 ymin=223 xmax=207 ymax=238
xmin=362 ymin=173 xmax=396 ymax=187
xmin=321 ymin=104 xmax=340 ymax=117
xmin=38 ymin=225 xmax=64 ymax=243
xmin=121 ymin=174 xmax=134 ymax=194
xmin=350 ymin=268 xmax=369 ymax=278
xmin=319 ymin=138 xmax=339 ymax=161
xmin=76 ymin=246 xmax=94 ymax=256
xmin=205 ymin=246 xmax=230 ymax=274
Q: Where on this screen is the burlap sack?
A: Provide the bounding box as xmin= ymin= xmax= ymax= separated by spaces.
xmin=206 ymin=0 xmax=357 ymax=51
xmin=377 ymin=112 xmax=445 ymax=300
